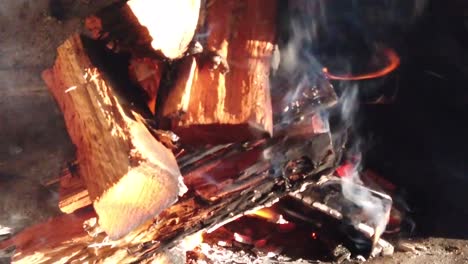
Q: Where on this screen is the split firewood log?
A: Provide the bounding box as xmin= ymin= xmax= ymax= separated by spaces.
xmin=161 ymin=0 xmax=277 ymax=145
xmin=84 ymin=0 xmax=201 ymax=114
xmin=1 ymin=130 xmax=339 ymax=263
xmin=1 ymin=89 xmax=343 ymax=262
xmin=42 ymin=34 xmax=186 ymax=239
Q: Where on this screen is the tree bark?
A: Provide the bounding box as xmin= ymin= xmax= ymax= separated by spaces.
xmin=42 ymin=34 xmax=185 ymax=239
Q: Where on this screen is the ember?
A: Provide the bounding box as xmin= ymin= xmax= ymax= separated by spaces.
xmin=311 ymin=232 xmax=318 ymax=240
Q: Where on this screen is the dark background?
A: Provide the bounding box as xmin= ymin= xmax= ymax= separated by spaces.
xmin=363 ymin=0 xmax=468 ymax=238
xmin=281 ymin=0 xmax=468 ymax=239
xmin=311 ymin=0 xmax=468 ymax=238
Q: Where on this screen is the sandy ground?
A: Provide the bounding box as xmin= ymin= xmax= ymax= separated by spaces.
xmin=367 ymin=238 xmax=468 ymax=264
xmin=0 ymin=1 xmax=467 ymax=263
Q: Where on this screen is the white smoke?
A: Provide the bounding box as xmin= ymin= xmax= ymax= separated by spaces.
xmin=337 ymin=86 xmax=392 ymax=242
xmin=274 ymin=0 xmax=398 ymax=242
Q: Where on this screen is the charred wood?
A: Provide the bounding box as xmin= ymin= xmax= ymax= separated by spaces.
xmin=1 ymin=113 xmax=342 ymax=263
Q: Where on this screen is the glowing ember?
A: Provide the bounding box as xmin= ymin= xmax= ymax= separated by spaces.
xmin=311 ymin=232 xmax=318 ymax=240
xmin=217 ymin=241 xmax=229 ymax=247
xmin=322 ymin=48 xmax=400 ymax=81
xmin=233 ymin=232 xmax=253 ymax=245
xmin=249 ymin=208 xmax=278 ymax=221
xmin=336 ymin=161 xmax=356 ymax=178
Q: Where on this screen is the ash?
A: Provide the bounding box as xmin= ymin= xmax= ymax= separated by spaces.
xmin=189 ymin=243 xmax=316 ymax=264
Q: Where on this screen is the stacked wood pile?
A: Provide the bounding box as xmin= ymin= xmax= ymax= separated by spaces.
xmin=0 ymin=0 xmax=341 ymax=263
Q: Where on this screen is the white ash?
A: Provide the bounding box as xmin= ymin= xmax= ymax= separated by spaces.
xmin=195 ymin=243 xmax=315 ymax=264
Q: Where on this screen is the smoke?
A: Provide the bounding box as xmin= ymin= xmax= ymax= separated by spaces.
xmin=330 ymin=84 xmax=391 ymax=242
xmin=0 ymin=173 xmax=61 ymax=237
xmin=273 ymin=0 xmax=409 ymax=241
xmin=321 ymin=1 xmax=431 ymax=239
xmin=272 ymin=4 xmax=337 ymax=129
xmin=0 ymin=0 xmax=89 ymax=238
xmin=339 ymin=86 xmax=359 ymax=127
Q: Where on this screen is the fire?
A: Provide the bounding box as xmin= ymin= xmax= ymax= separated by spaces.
xmin=322 ymin=48 xmax=400 ymax=81
xmin=248 ymin=208 xmax=289 ymax=224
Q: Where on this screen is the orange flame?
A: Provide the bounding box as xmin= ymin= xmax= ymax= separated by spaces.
xmin=248 ymin=208 xmax=289 ymax=224
xmin=250 ymin=208 xmax=277 ymax=220
xmin=323 ymin=49 xmax=400 ymax=81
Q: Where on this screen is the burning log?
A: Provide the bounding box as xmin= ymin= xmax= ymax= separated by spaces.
xmin=0 ymin=0 xmax=348 ymax=262
xmin=42 ymin=34 xmax=186 ymax=239
xmin=57 ymin=113 xmax=335 ymax=214
xmin=161 ymin=0 xmax=276 ymax=144
xmin=1 ymin=115 xmax=341 ymax=263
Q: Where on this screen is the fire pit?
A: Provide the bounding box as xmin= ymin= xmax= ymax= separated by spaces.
xmin=1 ymin=0 xmax=468 ymax=263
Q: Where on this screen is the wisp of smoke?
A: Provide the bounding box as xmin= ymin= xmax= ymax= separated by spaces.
xmin=338 ymin=86 xmax=392 ymax=241
xmin=275 ymin=0 xmax=393 ymax=238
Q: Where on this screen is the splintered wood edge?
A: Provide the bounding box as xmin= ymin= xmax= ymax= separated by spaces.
xmin=94 ymin=119 xmax=186 ymax=240
xmin=59 ymin=189 xmax=92 ymax=214
xmin=159 ymin=0 xmax=276 ymax=145
xmin=55 ymin=169 xmax=92 ymax=214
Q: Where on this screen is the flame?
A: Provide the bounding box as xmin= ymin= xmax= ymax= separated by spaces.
xmin=249 ymin=208 xmax=277 ymax=220
xmin=248 ymin=208 xmax=289 ymax=224
xmin=323 ymin=49 xmax=400 ymax=81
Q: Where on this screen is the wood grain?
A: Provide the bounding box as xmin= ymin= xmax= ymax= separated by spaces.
xmin=42 ymin=34 xmax=185 ymax=239
xmin=162 ymin=0 xmax=277 ymax=144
